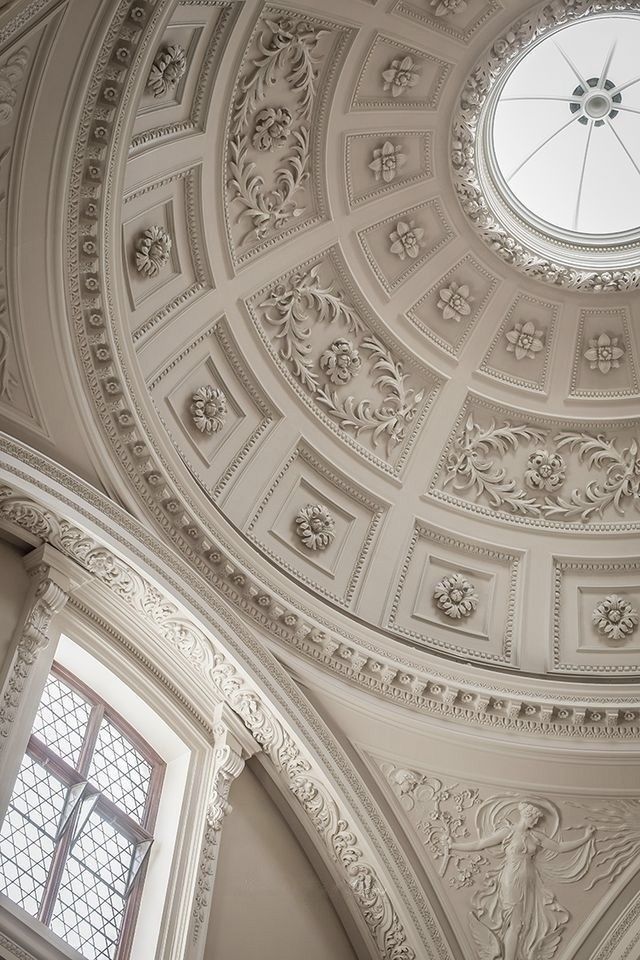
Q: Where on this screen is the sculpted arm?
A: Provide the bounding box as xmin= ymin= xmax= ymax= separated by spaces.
xmin=450 ymin=827 xmax=509 ymax=852
xmin=538 ymin=826 xmax=595 ymax=853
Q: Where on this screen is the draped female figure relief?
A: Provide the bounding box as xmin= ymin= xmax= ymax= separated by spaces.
xmin=446 ymin=797 xmax=595 ymax=960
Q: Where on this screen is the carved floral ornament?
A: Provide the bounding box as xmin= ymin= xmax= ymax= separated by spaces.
xmin=505 ymin=320 xmax=545 ymax=360
xmin=584 ymin=333 xmax=625 ymax=374
xmin=319 ymin=338 xmax=361 ymax=385
xmin=431 ymin=0 xmax=467 ymax=14
xmin=368 ymin=141 xmax=406 ymax=183
xmin=381 ymin=56 xmax=421 ymax=98
xmin=440 ymin=413 xmax=640 ymax=523
xmin=190 ymin=386 xmax=227 ymax=434
xmin=295 ymin=504 xmax=335 ymax=551
xmin=146 ymin=43 xmax=186 ymax=98
xmin=384 ymin=766 xmax=640 ymax=960
xmin=257 ymin=265 xmax=426 ymax=460
xmin=437 ymin=282 xmax=472 ymax=323
xmin=592 ymin=595 xmax=639 ymax=641
xmin=389 ymin=220 xmax=425 ymax=260
xmin=433 ymin=574 xmax=478 ymax=619
xmin=450 ymin=0 xmax=640 ymax=290
xmin=134 ymin=225 xmax=172 ymax=278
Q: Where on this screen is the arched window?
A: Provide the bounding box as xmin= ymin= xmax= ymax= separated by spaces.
xmin=0 ymin=663 xmax=165 ymax=960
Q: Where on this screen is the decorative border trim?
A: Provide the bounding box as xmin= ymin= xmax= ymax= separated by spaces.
xmin=1 ymin=440 xmax=639 ymax=741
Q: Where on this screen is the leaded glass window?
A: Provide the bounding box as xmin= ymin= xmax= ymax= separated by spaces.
xmin=0 ymin=664 xmax=164 ymax=960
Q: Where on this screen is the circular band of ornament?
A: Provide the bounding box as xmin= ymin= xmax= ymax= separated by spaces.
xmin=451 ymin=0 xmax=640 ymax=291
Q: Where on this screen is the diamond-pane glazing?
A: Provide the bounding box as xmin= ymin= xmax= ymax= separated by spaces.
xmin=50 ymin=813 xmax=131 ymax=960
xmin=31 ymin=674 xmax=92 ymax=766
xmin=88 ymin=720 xmax=152 ymax=822
xmin=0 ymin=754 xmax=66 ymax=916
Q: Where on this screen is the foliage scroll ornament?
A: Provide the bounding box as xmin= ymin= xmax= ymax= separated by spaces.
xmin=441 ymin=414 xmax=640 ymax=523
xmin=227 ymin=17 xmax=328 ymax=247
xmin=451 ymin=0 xmax=640 ymax=291
xmin=0 ymin=47 xmax=29 ymax=124
xmin=258 ymin=265 xmax=425 ymax=459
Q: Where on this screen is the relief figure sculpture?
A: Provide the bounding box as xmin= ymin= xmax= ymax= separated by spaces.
xmin=446 ymin=798 xmax=595 ymax=960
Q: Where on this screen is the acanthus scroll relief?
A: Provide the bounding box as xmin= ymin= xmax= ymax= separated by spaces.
xmin=383 ymin=764 xmax=640 ymax=960
xmin=224 ymin=13 xmax=350 ymax=260
xmin=250 ymin=260 xmax=433 ymax=472
xmin=434 ymin=408 xmax=640 ymax=526
xmin=0 ymin=47 xmax=28 ymax=124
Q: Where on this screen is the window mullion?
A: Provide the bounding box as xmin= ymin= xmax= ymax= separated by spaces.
xmin=78 ymin=702 xmax=104 ymax=778
xmin=37 ymin=806 xmax=78 ymax=927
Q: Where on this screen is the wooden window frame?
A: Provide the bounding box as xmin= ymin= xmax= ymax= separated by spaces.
xmin=15 ymin=661 xmax=165 ymax=960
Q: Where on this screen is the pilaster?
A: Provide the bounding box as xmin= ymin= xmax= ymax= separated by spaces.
xmin=188 ymin=703 xmax=259 ymax=958
xmin=0 ymin=544 xmax=74 ymax=820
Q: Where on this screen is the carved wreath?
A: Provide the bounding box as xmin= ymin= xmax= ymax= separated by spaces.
xmin=259 ymin=265 xmax=424 ymax=457
xmin=227 ymin=17 xmax=327 ymax=247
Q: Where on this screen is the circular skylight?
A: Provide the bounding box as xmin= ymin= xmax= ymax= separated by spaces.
xmin=489 ymin=15 xmax=640 ymax=237
xmin=452 ymin=4 xmax=640 ymax=290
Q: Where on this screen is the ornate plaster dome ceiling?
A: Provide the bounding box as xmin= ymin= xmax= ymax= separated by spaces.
xmin=5 ymin=0 xmax=640 ymax=733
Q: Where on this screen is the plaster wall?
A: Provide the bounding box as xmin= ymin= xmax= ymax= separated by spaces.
xmin=206 ymin=764 xmax=357 ymax=960
xmin=0 ymin=536 xmax=29 ymax=674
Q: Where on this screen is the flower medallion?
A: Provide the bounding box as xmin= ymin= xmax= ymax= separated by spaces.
xmin=437 ymin=282 xmax=472 ymax=322
xmin=368 ymin=141 xmax=406 ymax=183
xmin=433 ymin=574 xmax=478 ymax=619
xmin=505 ymin=321 xmax=545 ymax=360
xmin=134 ymin=225 xmax=172 ymax=278
xmin=592 ymin=595 xmax=639 ymax=641
xmin=389 ymin=220 xmax=425 ymax=260
xmin=319 ymin=338 xmax=361 ymax=385
xmin=190 ymin=386 xmax=227 ymax=434
xmin=251 ymin=106 xmax=293 ymax=151
xmin=583 ymin=333 xmax=625 ymax=374
xmin=146 ymin=43 xmax=187 ymax=97
xmin=431 ymin=0 xmax=467 ymax=15
xmin=381 ymin=56 xmax=420 ymax=98
xmin=295 ymin=504 xmax=335 ymax=551
xmin=524 ymin=450 xmax=565 ymax=492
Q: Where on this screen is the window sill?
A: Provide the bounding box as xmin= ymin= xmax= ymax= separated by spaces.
xmin=0 ymin=898 xmax=87 ymax=960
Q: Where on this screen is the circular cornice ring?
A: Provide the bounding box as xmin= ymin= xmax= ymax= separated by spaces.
xmin=451 ymin=0 xmax=640 ymax=292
